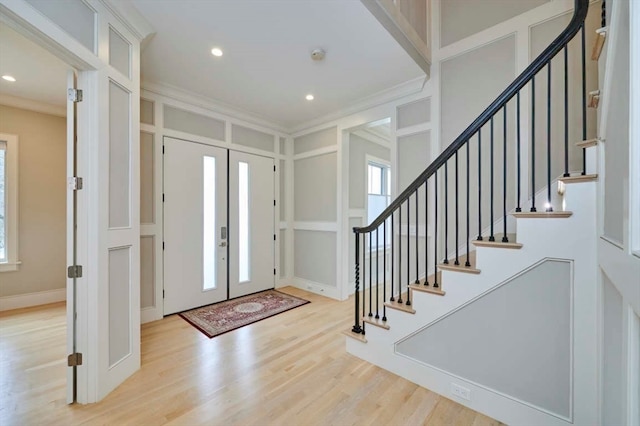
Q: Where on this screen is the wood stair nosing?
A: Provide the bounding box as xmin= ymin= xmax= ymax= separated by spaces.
xmin=558 ymin=174 xmax=598 ymax=184
xmin=576 ymin=138 xmax=599 ymax=149
xmin=384 ymin=297 xmax=416 ymax=314
xmin=438 ymin=251 xmax=480 ymax=274
xmin=472 ymin=233 xmax=522 ymax=249
xmin=408 ymin=272 xmax=446 ymax=296
xmin=362 ymin=316 xmax=390 ymax=330
xmin=342 ymin=329 xmax=367 ymax=343
xmin=591 ymin=30 xmax=606 ymax=61
xmin=511 ymin=211 xmax=573 ymax=219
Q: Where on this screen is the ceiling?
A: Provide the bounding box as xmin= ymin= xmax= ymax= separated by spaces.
xmin=132 ymin=0 xmax=425 ymax=130
xmin=0 ymin=2 xmax=425 ymax=131
xmin=0 ymin=22 xmax=68 ymax=110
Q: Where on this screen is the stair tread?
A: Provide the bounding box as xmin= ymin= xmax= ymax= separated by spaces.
xmin=512 ymin=211 xmax=573 ymax=218
xmin=384 ymin=298 xmax=416 ymax=314
xmin=362 ymin=316 xmax=390 ymax=330
xmin=473 ymin=233 xmax=522 ymax=249
xmin=409 ymin=271 xmax=446 ymax=295
xmin=559 ymin=174 xmax=598 ymax=183
xmin=576 ymin=138 xmax=599 ymax=148
xmin=342 ymin=329 xmax=367 ymax=343
xmin=591 ymin=30 xmax=606 ymax=61
xmin=438 ymin=251 xmax=481 ymax=274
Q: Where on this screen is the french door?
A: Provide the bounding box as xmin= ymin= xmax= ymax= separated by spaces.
xmin=163 ymin=137 xmax=275 ymax=315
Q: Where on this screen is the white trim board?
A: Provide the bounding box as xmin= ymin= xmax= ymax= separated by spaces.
xmin=0 ymin=288 xmax=66 ymax=311
xmin=291 ymin=277 xmax=339 ymax=300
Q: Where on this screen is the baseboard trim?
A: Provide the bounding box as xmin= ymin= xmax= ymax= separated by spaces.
xmin=0 ymin=288 xmax=66 ymax=312
xmin=291 ymin=277 xmax=339 ymax=300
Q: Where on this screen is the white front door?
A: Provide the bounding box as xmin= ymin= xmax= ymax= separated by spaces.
xmin=163 ymin=137 xmax=228 ymax=314
xmin=229 ymin=151 xmax=275 ymax=298
xmin=163 ymin=138 xmax=275 ymax=313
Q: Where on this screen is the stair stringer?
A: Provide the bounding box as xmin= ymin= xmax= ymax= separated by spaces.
xmin=346 ymin=181 xmax=598 ymax=425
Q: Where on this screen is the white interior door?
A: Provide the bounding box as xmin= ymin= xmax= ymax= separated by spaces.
xmin=229 ymin=151 xmax=275 ymax=298
xmin=164 ymin=137 xmax=228 ymax=314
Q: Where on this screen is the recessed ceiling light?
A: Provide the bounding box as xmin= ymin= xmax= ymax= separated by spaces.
xmin=305 ymin=94 xmax=314 ymax=101
xmin=211 ymin=48 xmax=223 ymax=57
xmin=2 ymin=75 xmax=16 ymax=82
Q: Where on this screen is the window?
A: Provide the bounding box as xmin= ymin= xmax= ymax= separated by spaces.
xmin=238 ymin=161 xmax=251 ymax=282
xmin=367 ymin=160 xmax=391 ymax=225
xmin=202 ymin=156 xmax=216 ymax=289
xmin=367 ymin=158 xmax=391 ymax=250
xmin=0 ymin=134 xmax=19 ymax=272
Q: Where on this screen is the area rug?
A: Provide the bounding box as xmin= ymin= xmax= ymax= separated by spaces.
xmin=179 ymin=289 xmax=310 ymax=338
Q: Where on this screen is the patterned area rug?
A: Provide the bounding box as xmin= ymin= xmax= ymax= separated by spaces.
xmin=179 ymin=290 xmax=310 ymax=338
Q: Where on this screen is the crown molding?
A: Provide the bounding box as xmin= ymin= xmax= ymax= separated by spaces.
xmin=0 ymin=94 xmax=65 ymax=117
xmin=99 ymin=0 xmax=155 ymax=43
xmin=290 ymin=75 xmax=427 ymax=134
xmin=142 ymin=79 xmax=290 ymax=134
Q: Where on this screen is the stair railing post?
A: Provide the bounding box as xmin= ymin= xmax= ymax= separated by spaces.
xmin=352 ymin=232 xmax=363 ymax=334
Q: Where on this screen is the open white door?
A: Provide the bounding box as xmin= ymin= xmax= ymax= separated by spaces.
xmin=229 ymin=151 xmax=275 ymax=298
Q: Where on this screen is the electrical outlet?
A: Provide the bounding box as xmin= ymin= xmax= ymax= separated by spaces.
xmin=451 ymin=383 xmax=471 ymax=401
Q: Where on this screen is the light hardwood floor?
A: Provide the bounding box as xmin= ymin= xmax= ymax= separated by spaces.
xmin=0 ymin=287 xmax=502 ymax=426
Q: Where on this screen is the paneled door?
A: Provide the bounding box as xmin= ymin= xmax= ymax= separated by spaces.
xmin=163 ymin=137 xmax=228 ymax=314
xmin=229 ymin=151 xmax=275 ymax=298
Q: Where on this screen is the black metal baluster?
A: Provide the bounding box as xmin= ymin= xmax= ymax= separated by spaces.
xmin=490 ymin=117 xmax=495 ymax=241
xmin=455 ymin=151 xmax=460 ymax=265
xmin=477 ymin=131 xmax=483 ymax=240
xmin=425 ymin=181 xmax=430 ymax=284
xmin=368 ymin=232 xmax=372 ymax=317
xmin=415 ymin=189 xmax=419 ymax=284
xmin=390 ymin=212 xmax=395 ymax=302
xmin=602 ymin=0 xmax=606 ymax=28
xmin=466 ymin=141 xmax=471 ymax=266
xmin=406 ymin=198 xmax=411 ymax=306
xmin=503 ymin=105 xmax=509 ymax=242
xmin=433 ymin=172 xmax=439 ymax=288
xmin=516 ymin=92 xmax=522 ymax=212
xmin=398 ymin=204 xmax=403 ymax=304
xmin=375 ymin=227 xmax=379 ymax=319
xmin=352 ymin=233 xmax=362 ymax=334
xmin=564 ymin=46 xmax=570 ymax=178
xmin=383 ymin=220 xmax=387 ymax=321
xmin=531 ymin=76 xmax=537 ymax=212
xmin=581 ymin=24 xmax=587 ymax=175
xmin=444 ymin=162 xmax=449 ymax=263
xmin=546 ymin=62 xmax=553 ymax=212
xmin=362 ymin=233 xmax=365 ymax=332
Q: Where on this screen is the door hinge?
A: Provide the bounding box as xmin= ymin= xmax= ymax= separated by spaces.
xmin=67 ymin=352 xmax=83 ymax=367
xmin=163 ymin=289 xmax=165 ymax=299
xmin=163 ymin=193 xmax=165 ymax=202
xmin=162 ymin=145 xmax=165 ymax=154
xmin=68 ymin=88 xmax=83 ymax=102
xmin=162 ymin=241 xmax=165 ymax=250
xmin=273 ymin=200 xmax=276 ymax=206
xmin=68 ymin=177 xmax=83 ymax=191
xmin=274 ymin=268 xmax=276 ymax=275
xmin=273 ymin=234 xmax=276 ymax=241
xmin=67 ymin=265 xmax=83 ymax=279
xmin=274 ymin=165 xmax=276 ymax=172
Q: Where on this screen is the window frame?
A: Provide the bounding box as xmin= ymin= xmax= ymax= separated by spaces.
xmin=365 ymin=155 xmax=391 ymax=253
xmin=0 ymin=133 xmax=19 ymax=272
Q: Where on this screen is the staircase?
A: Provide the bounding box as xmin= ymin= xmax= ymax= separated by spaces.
xmin=343 ymin=0 xmax=604 ymax=424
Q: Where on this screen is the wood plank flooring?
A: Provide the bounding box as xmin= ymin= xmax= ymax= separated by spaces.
xmin=0 ymin=287 xmax=502 ymax=426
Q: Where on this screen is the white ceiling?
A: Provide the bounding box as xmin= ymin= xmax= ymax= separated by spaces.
xmin=0 ymin=22 xmax=69 ymax=109
xmin=133 ymin=0 xmax=425 ymax=130
xmin=0 ymin=2 xmax=424 ymax=130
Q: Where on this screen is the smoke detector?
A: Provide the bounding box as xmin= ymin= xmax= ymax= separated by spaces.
xmin=310 ymin=49 xmax=326 ymax=61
